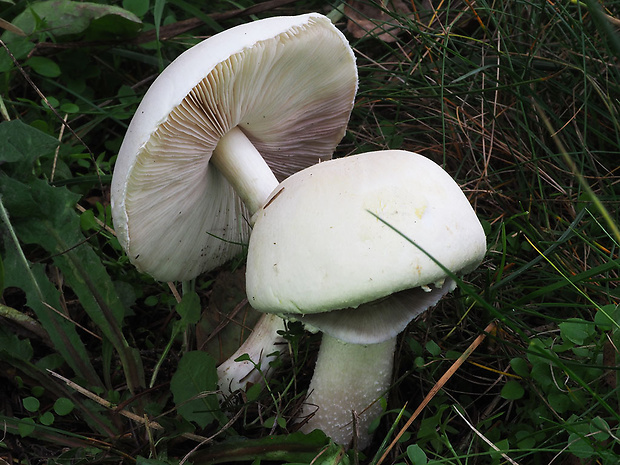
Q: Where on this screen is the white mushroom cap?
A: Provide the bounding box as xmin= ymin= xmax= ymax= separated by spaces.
xmin=111 ymin=13 xmax=357 ymax=282
xmin=246 ymin=150 xmax=486 ymax=338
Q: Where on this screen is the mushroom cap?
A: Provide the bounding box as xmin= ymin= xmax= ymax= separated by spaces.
xmin=111 ymin=13 xmax=357 ymax=282
xmin=246 ymin=150 xmax=486 ymax=332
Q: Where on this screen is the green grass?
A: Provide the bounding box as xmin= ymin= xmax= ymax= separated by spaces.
xmin=1 ymin=0 xmax=619 ymax=463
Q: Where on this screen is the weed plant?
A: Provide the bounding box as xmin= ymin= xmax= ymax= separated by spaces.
xmin=0 ymin=0 xmax=619 ymax=464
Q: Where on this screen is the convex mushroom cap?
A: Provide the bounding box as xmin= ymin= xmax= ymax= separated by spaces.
xmin=247 ymin=150 xmax=486 ymax=327
xmin=111 ymin=13 xmax=357 ymax=282
xmin=245 ymin=150 xmax=486 ymax=447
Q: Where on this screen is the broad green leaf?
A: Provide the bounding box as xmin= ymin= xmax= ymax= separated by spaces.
xmin=22 ymin=396 xmax=40 ymax=412
xmin=53 ymin=397 xmax=75 ymax=416
xmin=594 ymin=304 xmax=620 ymax=331
xmin=407 ymin=444 xmax=428 ymax=464
xmin=39 ymin=411 xmax=55 ymax=425
xmin=425 ymin=340 xmax=441 ymax=356
xmin=25 ymin=56 xmax=61 ymax=77
xmin=1 ymin=208 xmax=102 ymax=388
xmin=170 ymin=351 xmax=221 ymax=428
xmin=1 ymin=177 xmax=144 ymax=391
xmin=500 ymin=380 xmax=525 ymax=400
xmin=18 ymin=417 xmax=36 ymax=437
xmin=590 ymin=416 xmax=611 ymax=442
xmin=568 ymin=432 xmax=595 ymax=459
xmin=0 ymin=120 xmax=58 ymax=164
xmin=60 ymin=102 xmax=80 ymax=113
xmin=509 ymin=357 xmax=529 ymax=377
xmin=3 ymin=0 xmax=142 ymax=40
xmin=559 ymin=318 xmax=596 ymax=345
xmin=6 ymin=0 xmax=141 ymax=42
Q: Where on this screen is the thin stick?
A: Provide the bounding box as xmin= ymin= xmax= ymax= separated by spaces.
xmin=50 ymin=114 xmax=68 ymax=183
xmin=376 ymin=320 xmax=497 ymax=465
xmin=452 ymin=405 xmax=520 ymax=465
xmin=47 ymin=369 xmax=208 ymax=442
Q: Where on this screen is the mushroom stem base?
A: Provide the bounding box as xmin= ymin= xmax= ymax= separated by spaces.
xmin=217 ymin=313 xmax=287 ymax=398
xmin=299 ymin=334 xmax=396 ymax=449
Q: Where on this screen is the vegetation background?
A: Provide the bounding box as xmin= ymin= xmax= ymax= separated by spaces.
xmin=0 ymin=0 xmax=619 ymax=463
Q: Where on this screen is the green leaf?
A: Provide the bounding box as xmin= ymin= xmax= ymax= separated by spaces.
xmin=53 ymin=397 xmax=75 ymax=416
xmin=8 ymin=0 xmax=142 ymax=41
xmin=31 ymin=386 xmax=45 ymax=397
xmin=1 ymin=177 xmax=145 ymax=392
xmin=425 ymin=340 xmax=441 ymax=356
xmin=18 ymin=417 xmax=36 ymax=437
xmin=170 ymin=351 xmax=221 ymax=428
xmin=559 ymin=318 xmax=596 ymax=345
xmin=23 ymin=396 xmax=40 ymax=412
xmin=407 ymin=444 xmax=428 ymax=464
xmin=594 ymin=304 xmax=620 ymax=331
xmin=26 ymin=56 xmax=61 ymax=77
xmin=39 ymin=411 xmax=55 ymax=426
xmin=0 ymin=120 xmax=59 ymax=164
xmin=1 ymin=196 xmax=102 ymax=388
xmin=79 ymin=209 xmax=99 ymax=231
xmin=509 ymin=357 xmax=530 ymax=377
xmin=245 ymin=382 xmax=262 ymax=402
xmin=176 ymin=291 xmax=200 ymax=325
xmin=60 ymin=102 xmax=80 ymax=113
xmin=123 ymin=0 xmax=149 ymax=18
xmin=590 ymin=416 xmax=611 ymax=442
xmin=500 ymin=380 xmax=525 ymax=400
xmin=568 ymin=432 xmax=595 ymax=459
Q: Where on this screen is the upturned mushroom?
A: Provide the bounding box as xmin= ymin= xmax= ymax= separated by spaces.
xmin=245 ymin=150 xmax=487 ymax=448
xmin=110 ymin=13 xmax=357 ymax=394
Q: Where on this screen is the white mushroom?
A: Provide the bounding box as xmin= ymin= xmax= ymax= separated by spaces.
xmin=246 ymin=150 xmax=486 ymax=448
xmin=110 ymin=13 xmax=357 ymax=395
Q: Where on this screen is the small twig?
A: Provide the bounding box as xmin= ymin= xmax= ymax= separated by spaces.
xmin=41 ymin=301 xmax=102 ymax=341
xmin=50 ymin=113 xmax=68 ymax=183
xmin=452 ymin=405 xmax=521 ymax=465
xmin=47 ymin=369 xmax=209 ymax=442
xmin=179 ymin=408 xmax=244 ymax=465
xmin=167 ymin=281 xmax=183 ymax=303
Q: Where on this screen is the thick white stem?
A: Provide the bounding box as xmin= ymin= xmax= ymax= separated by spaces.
xmin=212 ymin=126 xmax=279 ymax=217
xmin=217 ymin=313 xmax=288 ymax=398
xmin=299 ymin=334 xmax=397 ymax=449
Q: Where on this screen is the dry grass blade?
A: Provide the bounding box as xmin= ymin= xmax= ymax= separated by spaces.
xmin=452 ymin=406 xmax=521 ymax=465
xmin=376 ymin=320 xmax=497 ymax=465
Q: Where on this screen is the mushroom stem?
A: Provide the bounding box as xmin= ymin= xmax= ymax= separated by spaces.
xmin=211 ymin=128 xmax=288 ymax=397
xmin=299 ymin=334 xmax=396 ymax=449
xmin=212 ymin=126 xmax=279 ymax=217
xmin=211 ymin=128 xmax=287 ymax=396
xmin=217 ymin=313 xmax=288 ymax=397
